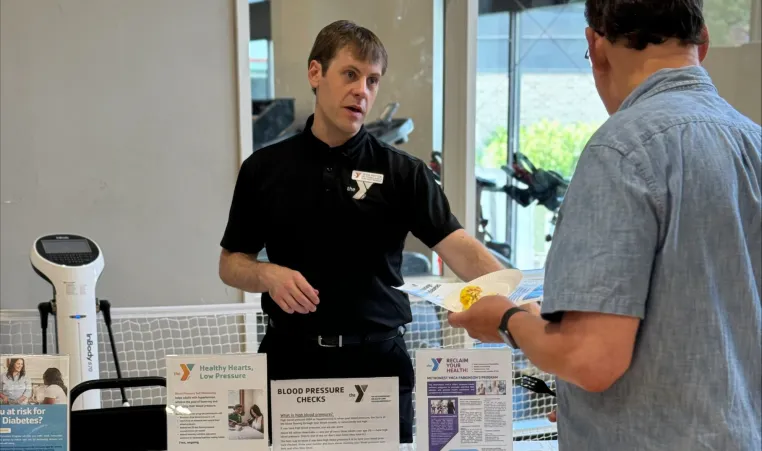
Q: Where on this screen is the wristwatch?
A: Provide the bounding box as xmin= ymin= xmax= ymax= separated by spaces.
xmin=498 ymin=307 xmax=526 ymax=349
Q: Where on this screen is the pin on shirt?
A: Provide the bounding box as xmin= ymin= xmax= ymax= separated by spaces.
xmin=351 ymin=171 xmax=385 ymax=200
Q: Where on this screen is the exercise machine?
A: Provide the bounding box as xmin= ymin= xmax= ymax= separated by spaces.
xmin=365 ymin=102 xmax=415 ymax=146
xmin=503 ymin=152 xmax=568 ymax=242
xmin=428 ymin=150 xmax=569 ymax=264
xmin=252 ymin=98 xmax=295 ymax=151
xmin=31 ymin=234 xmax=127 ymax=410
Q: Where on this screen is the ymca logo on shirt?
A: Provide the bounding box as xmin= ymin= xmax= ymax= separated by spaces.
xmin=350 ymin=170 xmax=384 ymax=200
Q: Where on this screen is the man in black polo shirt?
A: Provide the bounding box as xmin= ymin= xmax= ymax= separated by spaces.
xmin=219 ymin=20 xmax=505 ymax=445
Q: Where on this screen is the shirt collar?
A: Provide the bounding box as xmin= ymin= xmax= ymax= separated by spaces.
xmin=301 ymin=114 xmax=368 ymax=157
xmin=619 ymin=65 xmax=716 ymax=112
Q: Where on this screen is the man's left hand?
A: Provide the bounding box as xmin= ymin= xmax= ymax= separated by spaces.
xmin=447 ymin=295 xmax=517 ymax=343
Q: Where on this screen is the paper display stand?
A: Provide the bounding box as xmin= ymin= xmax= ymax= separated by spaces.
xmin=166 ymin=353 xmax=269 ymax=451
xmin=271 ymin=377 xmax=400 ymax=451
xmin=415 ymin=348 xmax=513 ymax=451
xmin=395 ymin=268 xmax=545 ymax=312
xmin=0 ymin=354 xmax=71 ymax=451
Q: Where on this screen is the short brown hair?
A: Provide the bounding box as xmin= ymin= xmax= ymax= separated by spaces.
xmin=308 ymin=20 xmax=388 ymax=93
xmin=585 ymin=0 xmax=707 ymax=50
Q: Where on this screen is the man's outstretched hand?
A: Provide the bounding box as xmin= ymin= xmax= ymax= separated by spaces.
xmin=447 ymin=295 xmax=517 ymax=343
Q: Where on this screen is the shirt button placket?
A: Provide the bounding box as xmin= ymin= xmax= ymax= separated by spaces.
xmin=325 ymin=166 xmax=333 ymax=192
xmin=323 ymin=159 xmax=335 ymax=194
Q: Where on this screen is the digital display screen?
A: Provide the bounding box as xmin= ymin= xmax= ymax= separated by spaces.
xmin=42 ymin=239 xmax=91 ymax=254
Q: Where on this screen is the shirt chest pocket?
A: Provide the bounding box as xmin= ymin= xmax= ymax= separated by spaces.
xmin=264 ymin=184 xmax=322 ymax=238
xmin=337 ymin=182 xmax=405 ymax=241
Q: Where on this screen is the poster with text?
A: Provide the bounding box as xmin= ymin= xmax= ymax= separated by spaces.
xmin=166 ymin=353 xmax=268 ymax=450
xmin=416 ymin=349 xmax=513 ymax=451
xmin=0 ymin=354 xmax=70 ymax=451
xmin=271 ymin=377 xmax=399 ymax=451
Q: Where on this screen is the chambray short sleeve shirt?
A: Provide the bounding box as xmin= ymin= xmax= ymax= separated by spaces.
xmin=541 ymin=66 xmax=762 ymax=451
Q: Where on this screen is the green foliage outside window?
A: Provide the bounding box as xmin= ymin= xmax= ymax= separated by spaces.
xmin=477 ymin=119 xmax=602 ymax=179
xmin=704 ymin=0 xmax=752 ymax=46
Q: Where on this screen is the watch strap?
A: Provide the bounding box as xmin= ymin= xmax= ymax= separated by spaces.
xmin=499 ymin=306 xmax=526 ymax=349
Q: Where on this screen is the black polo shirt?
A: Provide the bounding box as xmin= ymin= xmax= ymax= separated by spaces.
xmin=220 ymin=115 xmax=462 ymax=334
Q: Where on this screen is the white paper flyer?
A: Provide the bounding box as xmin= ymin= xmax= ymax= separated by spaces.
xmin=395 ymin=268 xmax=544 ymax=312
xmin=271 ymin=377 xmax=399 ymax=451
xmin=0 ymin=354 xmax=70 ymax=451
xmin=166 ymin=354 xmax=268 ymax=450
xmin=415 ymin=349 xmax=513 ymax=451
xmin=513 ymin=441 xmax=559 ymax=451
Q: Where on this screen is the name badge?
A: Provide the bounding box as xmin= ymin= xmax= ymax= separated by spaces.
xmin=351 ymin=171 xmax=384 ymax=184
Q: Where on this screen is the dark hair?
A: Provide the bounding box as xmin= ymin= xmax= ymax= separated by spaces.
xmin=250 ymin=404 xmax=262 ymax=417
xmin=585 ymin=0 xmax=707 ymax=50
xmin=307 ymin=20 xmax=388 ymax=94
xmin=42 ymin=368 xmax=67 ymax=395
xmin=6 ymin=358 xmax=25 ymax=380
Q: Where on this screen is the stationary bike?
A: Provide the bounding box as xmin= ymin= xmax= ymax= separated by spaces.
xmin=428 ymin=150 xmax=569 ymax=265
xmin=501 ymin=152 xmax=568 ymax=243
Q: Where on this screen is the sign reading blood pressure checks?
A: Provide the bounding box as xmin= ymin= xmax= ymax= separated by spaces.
xmin=271 ymin=377 xmax=399 ymax=451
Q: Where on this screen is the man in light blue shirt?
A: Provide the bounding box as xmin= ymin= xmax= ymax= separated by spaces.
xmin=448 ymin=1 xmax=761 ymax=450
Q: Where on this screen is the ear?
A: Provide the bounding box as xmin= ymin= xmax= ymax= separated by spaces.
xmin=698 ymin=25 xmax=710 ymax=62
xmin=585 ymin=26 xmax=596 ymax=53
xmin=308 ymin=60 xmax=322 ymax=92
xmin=585 ymin=27 xmax=608 ymax=71
xmin=585 ymin=27 xmax=598 ymax=67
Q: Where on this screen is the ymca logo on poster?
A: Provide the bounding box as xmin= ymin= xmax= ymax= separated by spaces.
xmin=428 ymin=358 xmax=443 ymax=371
xmin=174 ymin=363 xmax=195 ymax=381
xmin=353 ymin=385 xmax=368 ymax=402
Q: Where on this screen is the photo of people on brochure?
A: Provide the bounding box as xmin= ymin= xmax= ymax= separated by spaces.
xmin=227 ymin=389 xmax=265 ymax=441
xmin=0 ymin=354 xmax=69 ymax=450
xmin=0 ymin=356 xmax=69 ymax=406
xmin=430 ymin=398 xmax=457 ymax=415
xmin=476 ymin=380 xmax=507 ymax=396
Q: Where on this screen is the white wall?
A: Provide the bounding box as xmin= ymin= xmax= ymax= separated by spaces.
xmin=702 ymin=42 xmax=762 ymax=125
xmin=0 ymin=0 xmax=247 ymax=309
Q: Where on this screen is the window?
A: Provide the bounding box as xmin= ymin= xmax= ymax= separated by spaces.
xmin=248 ymin=0 xmax=272 ymax=100
xmin=474 ymin=3 xmax=604 ymax=427
xmin=512 ymin=3 xmax=607 ymax=269
xmin=704 ymin=0 xmax=753 ymax=46
xmin=475 ymin=3 xmax=608 ymax=270
xmin=474 ymin=12 xmax=514 ymax=268
xmin=249 ymin=39 xmax=272 ymax=100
